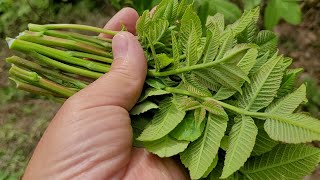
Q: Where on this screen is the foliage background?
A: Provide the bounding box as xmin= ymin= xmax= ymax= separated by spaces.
xmin=0 ymin=0 xmax=319 ymax=179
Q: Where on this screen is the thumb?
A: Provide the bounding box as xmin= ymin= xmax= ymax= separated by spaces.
xmin=74 ymin=32 xmax=147 ymax=111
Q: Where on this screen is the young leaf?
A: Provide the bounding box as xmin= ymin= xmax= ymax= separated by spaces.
xmin=221 ymin=116 xmax=258 ymax=179
xmin=186 ymin=22 xmax=200 ymax=66
xmin=137 ymin=98 xmax=186 ymax=141
xmin=183 ymin=73 xmax=212 ymax=97
xmin=180 ymin=111 xmax=228 ymax=179
xmin=130 ymin=101 xmax=159 ymax=115
xmin=152 ymin=0 xmax=174 ymax=21
xmin=143 ymin=135 xmax=189 ymax=158
xmin=147 ymin=20 xmax=169 ymax=43
xmin=145 ymin=78 xmax=166 ymax=89
xmin=241 ymin=144 xmax=320 ymax=179
xmin=173 ymin=95 xmax=202 ymax=111
xmin=138 ymin=88 xmax=170 ymax=102
xmin=170 ymin=111 xmax=206 ymax=142
xmin=249 ymin=51 xmax=270 ymax=76
xmin=202 ymin=25 xmax=220 ymax=63
xmin=252 ymin=124 xmax=278 ymax=156
xmin=203 ymin=155 xmax=219 ymax=178
xmin=171 ymin=31 xmax=180 ymax=67
xmin=206 ymin=13 xmax=225 ymax=33
xmin=180 ymin=5 xmax=202 ymax=51
xmin=237 ymin=54 xmax=284 ymax=112
xmin=277 ymin=68 xmax=303 ymax=98
xmin=156 ymin=53 xmax=173 ymax=69
xmin=194 ymin=107 xmax=207 ymax=128
xmin=132 ymin=117 xmax=150 ymax=148
xmin=136 ymin=10 xmax=151 ymax=39
xmin=193 ymin=71 xmax=221 ymax=92
xmin=207 ymin=0 xmax=241 ymax=23
xmin=264 ymin=113 xmax=320 ymax=143
xmin=255 ymin=30 xmax=278 ymax=55
xmin=266 ymin=84 xmax=306 ymax=114
xmin=225 ymin=7 xmax=260 ymax=37
xmin=216 ymin=31 xmax=234 ymax=60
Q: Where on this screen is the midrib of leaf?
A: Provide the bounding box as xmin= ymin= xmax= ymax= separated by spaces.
xmin=244 ymin=56 xmax=281 ymax=111
xmin=241 ymin=151 xmax=320 ymax=174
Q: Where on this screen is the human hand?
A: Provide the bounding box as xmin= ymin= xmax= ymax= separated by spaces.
xmin=23 ymin=8 xmax=188 ymax=180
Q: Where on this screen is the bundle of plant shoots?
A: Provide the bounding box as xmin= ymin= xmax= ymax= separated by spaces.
xmin=5 ymin=0 xmax=320 ymax=179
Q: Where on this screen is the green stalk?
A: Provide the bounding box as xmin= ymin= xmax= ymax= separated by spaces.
xmin=148 ymin=50 xmax=249 ymax=77
xmin=29 ymin=52 xmax=104 ymax=79
xmin=165 ymin=87 xmax=268 ymax=119
xmin=6 ymin=56 xmax=88 ymax=89
xmin=18 ymin=31 xmax=111 ymax=57
xmin=28 ymin=24 xmax=118 ymax=36
xmin=93 ymin=36 xmax=112 ymax=43
xmin=9 ymin=65 xmax=77 ymax=97
xmin=66 ymin=51 xmax=113 ymax=63
xmin=9 ymin=77 xmax=63 ymax=97
xmin=43 ymin=30 xmax=112 ymax=48
xmin=8 ymin=38 xmax=109 ymax=73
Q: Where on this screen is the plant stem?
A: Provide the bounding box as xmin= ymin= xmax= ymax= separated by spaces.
xmin=8 ymin=38 xmax=109 ymax=73
xmin=9 ymin=65 xmax=77 ymax=97
xmin=93 ymin=36 xmax=112 ymax=43
xmin=147 ymin=49 xmax=248 ymax=77
xmin=28 ymin=24 xmax=118 ymax=36
xmin=29 ymin=52 xmax=104 ymax=79
xmin=19 ymin=31 xmax=111 ymax=57
xmin=43 ymin=30 xmax=112 ymax=49
xmin=9 ymin=77 xmax=63 ymax=97
xmin=6 ymin=56 xmax=88 ymax=89
xmin=66 ymin=51 xmax=113 ymax=63
xmin=165 ymin=87 xmax=268 ymax=119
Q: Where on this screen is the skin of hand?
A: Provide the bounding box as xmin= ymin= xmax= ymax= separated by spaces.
xmin=23 ymin=8 xmax=188 ymax=180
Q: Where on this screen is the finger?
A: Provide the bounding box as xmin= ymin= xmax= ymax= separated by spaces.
xmin=73 ymin=31 xmax=147 ymax=111
xmin=101 ymin=7 xmax=139 ymax=38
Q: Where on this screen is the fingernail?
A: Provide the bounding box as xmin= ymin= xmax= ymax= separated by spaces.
xmin=112 ymin=32 xmax=129 ymax=60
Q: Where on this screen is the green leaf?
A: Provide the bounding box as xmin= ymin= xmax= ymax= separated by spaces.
xmin=225 ymin=7 xmax=260 ymax=37
xmin=252 ymin=122 xmax=278 ymax=156
xmin=241 ymin=144 xmax=320 ymax=179
xmin=152 ymin=0 xmax=173 ymax=20
xmin=194 ymin=107 xmax=207 ymax=128
xmin=249 ymin=51 xmax=270 ymax=76
xmin=183 ymin=73 xmax=212 ymax=97
xmin=243 ymin=0 xmax=261 ymax=10
xmin=180 ymin=111 xmax=228 ymax=179
xmin=186 ymin=22 xmax=200 ymax=66
xmin=170 ymin=111 xmax=206 ymax=142
xmin=266 ymin=84 xmax=306 ymax=114
xmin=138 ymin=88 xmax=170 ymax=103
xmin=255 ymin=30 xmax=278 ymax=55
xmin=208 ymin=0 xmax=242 ymax=23
xmin=130 ymin=101 xmax=159 ymax=115
xmin=143 ymin=135 xmax=189 ymax=158
xmin=136 ymin=10 xmax=151 ymax=39
xmin=212 ymin=46 xmax=257 ymax=100
xmin=171 ymin=31 xmax=180 ymax=67
xmin=277 ymin=68 xmax=303 ymax=98
xmin=173 ymin=95 xmax=202 ymax=111
xmin=203 ymin=155 xmax=219 ymax=178
xmin=264 ymin=113 xmax=320 ymax=143
xmin=145 ymin=78 xmax=166 ymax=89
xmin=206 ymin=13 xmax=225 ymax=32
xmin=193 ymin=71 xmax=221 ymax=92
xmin=216 ymin=31 xmax=234 ymax=60
xmin=264 ymin=0 xmax=301 ymax=30
xmin=237 ymin=54 xmax=284 ymax=112
xmin=132 ymin=117 xmax=150 ymax=147
xmin=180 ymin=5 xmax=202 ymax=51
xmin=202 ymin=24 xmax=220 ymax=63
xmin=156 ymin=53 xmax=173 ymax=69
xmin=221 ymin=116 xmax=258 ymax=179
xmin=137 ymin=98 xmax=186 ymax=141
xmin=147 ymin=20 xmax=169 ymax=43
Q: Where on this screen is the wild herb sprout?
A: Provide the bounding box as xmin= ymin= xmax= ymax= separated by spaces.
xmin=5 ymin=0 xmax=320 ymax=179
